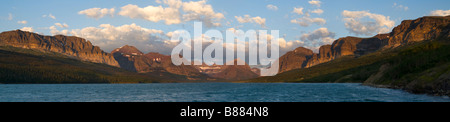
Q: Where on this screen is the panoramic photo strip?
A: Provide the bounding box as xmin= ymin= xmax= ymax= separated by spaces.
xmin=0 ymin=0 xmax=449 ymax=120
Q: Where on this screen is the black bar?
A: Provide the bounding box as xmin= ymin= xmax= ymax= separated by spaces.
xmin=1 ymin=102 xmax=448 ymax=120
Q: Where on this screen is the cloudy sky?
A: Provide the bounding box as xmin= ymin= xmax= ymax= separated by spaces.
xmin=1 ymin=0 xmax=449 ymax=55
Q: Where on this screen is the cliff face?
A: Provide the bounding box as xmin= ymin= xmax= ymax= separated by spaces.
xmin=386 ymin=16 xmax=450 ymax=48
xmin=332 ymin=34 xmax=387 ymax=57
xmin=0 ymin=30 xmax=119 ymax=67
xmin=306 ymin=45 xmax=333 ymax=67
xmin=111 ymin=45 xmax=144 ymax=72
xmin=279 ymin=15 xmax=450 ymax=73
xmin=278 ymin=47 xmax=314 ymax=73
xmin=279 ymin=31 xmax=388 ymax=72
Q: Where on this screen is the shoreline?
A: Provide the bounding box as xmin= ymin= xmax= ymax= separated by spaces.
xmin=362 ymin=83 xmax=450 ymax=97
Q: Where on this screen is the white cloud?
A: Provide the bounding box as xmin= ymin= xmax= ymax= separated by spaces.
xmin=298 ymin=27 xmax=335 ymax=53
xmin=119 ymin=0 xmax=224 ymax=27
xmin=429 ymin=10 xmax=450 ymax=16
xmin=309 ymin=0 xmax=321 ymax=7
xmin=221 ymin=30 xmax=307 ymax=59
xmin=118 ymin=3 xmax=181 ymax=25
xmin=49 ymin=23 xmax=70 ymax=35
xmin=17 ymin=20 xmax=27 ymax=24
xmin=49 ymin=26 xmax=68 ymax=35
xmin=266 ymin=4 xmax=278 ymax=11
xmin=165 ymin=31 xmax=175 ymax=38
xmin=311 ymin=9 xmax=324 ymax=15
xmin=393 ymin=3 xmax=408 ymax=11
xmin=49 ymin=23 xmax=175 ymax=54
xmin=300 ymin=28 xmax=335 ymax=45
xmin=45 ymin=23 xmax=305 ymax=59
xmin=42 ymin=14 xmax=56 ymax=19
xmin=291 ymin=6 xmax=326 ymax=27
xmin=8 ymin=13 xmax=13 ymax=20
xmin=78 ymin=8 xmax=115 ymax=19
xmin=291 ymin=16 xmax=326 ymax=27
xmin=293 ymin=7 xmax=304 ymax=15
xmin=291 ymin=7 xmax=326 ymax=27
xmin=342 ymin=10 xmax=395 ymax=36
xmin=321 ymin=37 xmax=335 ymax=44
xmin=49 ymin=14 xmax=56 ymax=19
xmin=70 ymin=23 xmax=163 ymax=42
xmin=235 ymin=15 xmax=266 ymax=28
xmin=20 ymin=27 xmax=34 ymax=32
xmin=181 ymin=0 xmax=225 ymax=27
xmin=54 ymin=23 xmax=69 ymax=28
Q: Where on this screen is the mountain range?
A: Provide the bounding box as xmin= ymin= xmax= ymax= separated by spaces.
xmin=0 ymin=15 xmax=449 ymax=96
xmin=277 ymin=15 xmax=449 ymax=73
xmin=248 ymin=15 xmax=450 ymax=96
xmin=0 ymin=29 xmax=260 ymax=82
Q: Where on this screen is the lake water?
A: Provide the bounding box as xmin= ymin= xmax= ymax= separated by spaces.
xmin=0 ymin=83 xmax=448 ymax=102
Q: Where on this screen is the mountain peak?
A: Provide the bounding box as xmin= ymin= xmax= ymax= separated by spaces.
xmin=278 ymin=46 xmax=314 ymax=73
xmin=210 ymin=59 xmax=258 ymax=80
xmin=112 ymin=45 xmax=143 ymax=55
xmin=292 ymin=47 xmax=314 ymax=55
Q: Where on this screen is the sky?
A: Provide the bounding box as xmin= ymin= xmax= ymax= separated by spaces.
xmin=1 ymin=0 xmax=450 ymax=56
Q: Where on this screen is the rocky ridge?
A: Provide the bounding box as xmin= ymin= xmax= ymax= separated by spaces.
xmin=0 ymin=30 xmax=119 ymax=67
xmin=278 ymin=15 xmax=450 ymax=73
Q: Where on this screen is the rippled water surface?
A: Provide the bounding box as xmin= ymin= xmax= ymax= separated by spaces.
xmin=0 ymin=83 xmax=448 ymax=102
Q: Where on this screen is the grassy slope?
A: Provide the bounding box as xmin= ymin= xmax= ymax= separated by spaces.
xmin=0 ymin=46 xmax=192 ymax=83
xmin=364 ymin=40 xmax=450 ymax=96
